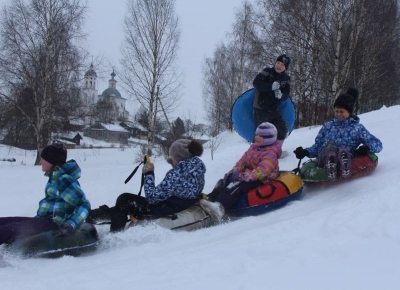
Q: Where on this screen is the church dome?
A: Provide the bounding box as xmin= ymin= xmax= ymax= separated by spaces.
xmin=101 ymin=87 xmax=122 ymax=98
xmin=84 ymin=63 xmax=97 ymax=77
xmin=101 ymin=69 xmax=121 ymax=98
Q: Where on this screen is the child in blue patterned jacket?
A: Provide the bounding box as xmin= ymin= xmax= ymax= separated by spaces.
xmin=294 ymin=88 xmax=383 ymax=180
xmin=0 ymin=142 xmax=91 ymax=245
xmin=89 ymin=139 xmax=206 ymax=232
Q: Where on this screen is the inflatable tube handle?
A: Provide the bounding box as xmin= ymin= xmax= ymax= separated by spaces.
xmin=292 ymin=159 xmax=302 ymax=176
xmin=255 ymin=184 xmax=276 ymax=199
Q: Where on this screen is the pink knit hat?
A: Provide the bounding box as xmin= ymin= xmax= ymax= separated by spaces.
xmin=255 ymin=122 xmax=277 ymax=146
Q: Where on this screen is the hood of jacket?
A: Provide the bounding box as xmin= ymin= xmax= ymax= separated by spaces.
xmin=45 ymin=159 xmax=81 ymax=181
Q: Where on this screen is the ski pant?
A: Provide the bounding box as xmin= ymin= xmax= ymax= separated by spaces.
xmin=254 ymin=108 xmax=288 ymax=141
xmin=216 ymin=180 xmax=263 ymax=211
xmin=318 ymin=140 xmax=337 ymax=167
xmin=89 ymin=193 xmax=199 ymax=232
xmin=0 ymin=217 xmax=58 ymax=245
xmin=318 ymin=140 xmax=352 ymax=174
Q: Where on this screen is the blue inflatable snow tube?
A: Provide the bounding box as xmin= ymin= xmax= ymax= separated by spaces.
xmin=231 ymin=88 xmax=296 ymax=143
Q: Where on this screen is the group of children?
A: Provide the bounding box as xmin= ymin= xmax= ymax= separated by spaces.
xmin=0 ymin=55 xmax=383 ymax=245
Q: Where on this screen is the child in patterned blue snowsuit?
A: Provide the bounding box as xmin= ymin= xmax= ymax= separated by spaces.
xmin=89 ymin=139 xmax=206 ymax=232
xmin=294 ymin=88 xmax=383 ymax=180
xmin=0 ymin=143 xmax=90 ymax=245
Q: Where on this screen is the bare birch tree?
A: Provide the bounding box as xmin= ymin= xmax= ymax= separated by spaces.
xmin=228 ymin=1 xmax=260 ymax=94
xmin=255 ymin=0 xmax=400 ymax=126
xmin=0 ymin=0 xmax=87 ymax=164
xmin=119 ymin=0 xmax=181 ymax=156
xmin=349 ymin=0 xmax=400 ymax=113
xmin=205 ymin=135 xmax=222 ymax=161
xmin=203 ymin=1 xmax=258 ymax=135
xmin=203 ymin=43 xmax=233 ymax=135
xmin=254 ymin=0 xmax=334 ymax=125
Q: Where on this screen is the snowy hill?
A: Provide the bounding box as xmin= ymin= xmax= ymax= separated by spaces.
xmin=1 ymin=106 xmax=400 ymax=290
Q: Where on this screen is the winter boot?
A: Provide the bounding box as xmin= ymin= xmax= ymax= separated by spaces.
xmin=338 ymin=148 xmax=352 ymax=178
xmin=87 ymin=205 xmax=114 ymax=224
xmin=207 ymin=179 xmax=225 ymax=202
xmin=200 ymin=199 xmax=225 ymax=222
xmin=110 ymin=212 xmax=129 ymax=232
xmin=324 ymin=151 xmax=337 ymax=180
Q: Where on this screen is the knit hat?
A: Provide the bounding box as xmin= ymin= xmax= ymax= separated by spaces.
xmin=276 ymin=54 xmax=291 ymax=70
xmin=41 ymin=142 xmax=67 ymax=166
xmin=255 ymin=122 xmax=277 ymax=146
xmin=333 ymin=87 xmax=359 ymax=114
xmin=168 ymin=139 xmax=203 ymax=163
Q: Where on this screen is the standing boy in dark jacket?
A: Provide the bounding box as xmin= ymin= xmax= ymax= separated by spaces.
xmin=253 ymin=54 xmax=291 ymax=145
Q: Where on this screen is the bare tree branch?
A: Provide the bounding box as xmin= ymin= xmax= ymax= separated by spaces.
xmin=119 ymin=0 xmax=182 ymax=156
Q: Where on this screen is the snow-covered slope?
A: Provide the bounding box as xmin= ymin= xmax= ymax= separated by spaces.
xmin=1 ymin=106 xmax=399 ymax=290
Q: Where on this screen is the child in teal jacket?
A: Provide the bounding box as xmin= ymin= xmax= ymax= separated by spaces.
xmin=0 ymin=143 xmax=90 ymax=245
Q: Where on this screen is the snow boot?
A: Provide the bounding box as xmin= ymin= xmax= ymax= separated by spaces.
xmin=200 ymin=199 xmax=225 ymax=222
xmin=110 ymin=212 xmax=129 ymax=232
xmin=207 ymin=179 xmax=225 ymax=202
xmin=324 ymin=151 xmax=337 ymax=180
xmin=338 ymin=148 xmax=352 ymax=178
xmin=87 ymin=205 xmax=114 ymax=224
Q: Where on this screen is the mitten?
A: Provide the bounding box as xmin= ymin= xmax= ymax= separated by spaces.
xmin=355 ymin=145 xmax=370 ymax=155
xmin=294 ymin=147 xmax=309 ymax=159
xmin=60 ymin=222 xmax=75 ymax=236
xmin=223 ymin=171 xmax=232 ymax=186
xmin=272 ymin=81 xmax=280 ymax=91
xmin=142 ymin=163 xmax=154 ymax=174
xmin=274 ymin=90 xmax=282 ymax=99
xmin=229 ymin=171 xmax=240 ymax=183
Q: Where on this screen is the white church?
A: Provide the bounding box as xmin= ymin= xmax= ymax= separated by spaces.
xmin=81 ymin=64 xmax=129 ymax=125
xmin=80 ymin=64 xmax=132 ymax=144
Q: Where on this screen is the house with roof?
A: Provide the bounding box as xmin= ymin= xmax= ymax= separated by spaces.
xmin=119 ymin=121 xmax=147 ymax=140
xmin=83 ymin=121 xmax=130 ymax=144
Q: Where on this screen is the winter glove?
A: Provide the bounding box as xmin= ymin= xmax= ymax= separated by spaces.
xmin=229 ymin=171 xmax=240 ymax=183
xmin=294 ymin=147 xmax=309 ymax=159
xmin=274 ymin=89 xmax=282 ymax=99
xmin=223 ymin=169 xmax=238 ymax=185
xmin=272 ymin=81 xmax=280 ymax=91
xmin=223 ymin=172 xmax=232 ymax=186
xmin=142 ymin=163 xmax=154 ymax=174
xmin=59 ymin=222 xmax=75 ymax=236
xmin=355 ymin=145 xmax=370 ymax=155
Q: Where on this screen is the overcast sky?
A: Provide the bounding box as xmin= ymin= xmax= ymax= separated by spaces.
xmin=0 ymin=0 xmax=246 ymax=124
xmin=85 ymin=0 xmax=246 ymax=124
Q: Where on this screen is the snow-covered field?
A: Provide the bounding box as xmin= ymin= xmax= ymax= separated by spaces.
xmin=1 ymin=106 xmax=399 ymax=290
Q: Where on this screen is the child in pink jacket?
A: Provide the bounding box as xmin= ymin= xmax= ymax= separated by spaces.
xmin=201 ymin=122 xmax=281 ymax=222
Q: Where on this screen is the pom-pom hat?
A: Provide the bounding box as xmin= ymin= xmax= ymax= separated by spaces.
xmin=255 ymin=122 xmax=277 ymax=146
xmin=168 ymin=139 xmax=203 ymax=163
xmin=41 ymin=142 xmax=67 ymax=166
xmin=333 ymin=87 xmax=359 ymax=114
